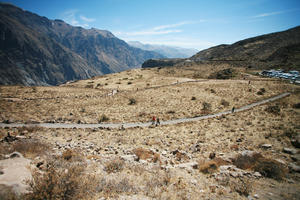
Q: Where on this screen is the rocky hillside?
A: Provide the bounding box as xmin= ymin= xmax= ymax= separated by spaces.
xmin=0 ymin=3 xmax=163 ymax=85
xmin=191 ymin=26 xmax=300 ymax=70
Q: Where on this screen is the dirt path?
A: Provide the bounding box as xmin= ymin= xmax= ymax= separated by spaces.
xmin=0 ymin=92 xmax=290 ymax=129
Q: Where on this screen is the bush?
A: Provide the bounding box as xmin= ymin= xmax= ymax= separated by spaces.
xmin=25 ymin=162 xmax=95 ymax=200
xmin=104 ymin=158 xmax=125 ymax=173
xmin=221 ymin=99 xmax=230 ymax=107
xmin=257 ymin=88 xmax=266 ymax=95
xmin=229 ymin=178 xmax=252 ymax=197
xmin=292 ymin=103 xmax=300 ymax=109
xmin=191 ymin=96 xmax=196 ymax=100
xmin=265 ymin=105 xmax=280 ymax=114
xmin=166 ymin=110 xmax=175 ymax=114
xmin=0 ymin=139 xmax=49 ymax=159
xmin=202 ymin=102 xmax=212 ymax=112
xmin=99 ymin=114 xmax=109 ymax=123
xmin=253 ymin=158 xmax=287 ymax=180
xmin=233 ymin=152 xmax=287 ymax=180
xmin=128 ymin=98 xmax=136 ymax=105
xmin=198 ymin=160 xmax=218 ymax=174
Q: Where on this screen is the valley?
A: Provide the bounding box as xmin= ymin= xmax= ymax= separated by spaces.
xmin=1 ymin=65 xmax=300 ymax=199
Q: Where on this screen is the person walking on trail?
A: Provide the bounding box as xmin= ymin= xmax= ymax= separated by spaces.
xmin=156 ymin=117 xmax=160 ymax=126
xmin=232 ymin=107 xmax=235 ymax=113
xmin=152 ymin=116 xmax=156 ymax=125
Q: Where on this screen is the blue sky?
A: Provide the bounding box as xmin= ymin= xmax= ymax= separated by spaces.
xmin=4 ymin=0 xmax=300 ymax=50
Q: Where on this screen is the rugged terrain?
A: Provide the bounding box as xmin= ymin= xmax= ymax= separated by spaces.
xmin=142 ymin=26 xmax=300 ymax=71
xmin=0 ymin=3 xmax=163 ymax=86
xmin=0 ymin=65 xmax=300 ymax=199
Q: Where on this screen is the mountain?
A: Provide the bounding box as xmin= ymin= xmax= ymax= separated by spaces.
xmin=0 ymin=3 xmax=163 ymax=86
xmin=128 ymin=41 xmax=198 ymax=58
xmin=191 ymin=26 xmax=300 ymax=70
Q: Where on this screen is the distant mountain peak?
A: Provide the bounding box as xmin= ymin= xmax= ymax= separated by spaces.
xmin=128 ymin=41 xmax=198 ymax=58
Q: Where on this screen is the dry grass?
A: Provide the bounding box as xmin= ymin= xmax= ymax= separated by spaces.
xmin=0 ymin=66 xmax=294 ymax=124
xmin=104 ymin=157 xmax=125 ymax=173
xmin=25 ymin=161 xmax=95 ymax=200
xmin=1 ymin=65 xmax=300 ymax=199
xmin=233 ymin=152 xmax=288 ymax=180
xmin=0 ymin=139 xmax=49 ymax=159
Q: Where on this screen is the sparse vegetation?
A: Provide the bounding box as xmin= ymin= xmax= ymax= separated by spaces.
xmin=257 ymin=88 xmax=266 ymax=95
xmin=98 ymin=114 xmax=109 ymax=123
xmin=104 ymin=158 xmax=125 ymax=173
xmin=128 ymin=98 xmax=136 ymax=105
xmin=25 ymin=160 xmax=95 ymax=200
xmin=221 ymin=99 xmax=230 ymax=107
xmin=265 ymin=104 xmax=280 ymax=114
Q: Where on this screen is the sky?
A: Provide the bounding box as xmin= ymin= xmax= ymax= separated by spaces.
xmin=3 ymin=0 xmax=300 ymax=50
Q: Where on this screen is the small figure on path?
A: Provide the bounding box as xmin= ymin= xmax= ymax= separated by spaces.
xmin=152 ymin=116 xmax=156 ymax=125
xmin=156 ymin=117 xmax=160 ymax=126
xmin=248 ymin=80 xmax=251 ymax=85
xmin=232 ymin=107 xmax=235 ymax=113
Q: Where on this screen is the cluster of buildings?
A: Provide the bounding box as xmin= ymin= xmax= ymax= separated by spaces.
xmin=260 ymin=69 xmax=300 ymax=84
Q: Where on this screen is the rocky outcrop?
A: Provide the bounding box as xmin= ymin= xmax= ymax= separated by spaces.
xmin=141 ymin=58 xmax=183 ymax=68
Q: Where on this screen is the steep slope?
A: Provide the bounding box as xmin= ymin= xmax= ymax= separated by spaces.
xmin=191 ymin=26 xmax=300 ymax=70
xmin=128 ymin=41 xmax=198 ymax=58
xmin=0 ymin=3 xmax=163 ymax=85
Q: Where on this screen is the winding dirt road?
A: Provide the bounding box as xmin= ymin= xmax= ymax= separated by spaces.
xmin=0 ymin=92 xmax=290 ymax=129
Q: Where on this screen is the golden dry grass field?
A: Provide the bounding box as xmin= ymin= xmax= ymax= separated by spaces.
xmin=0 ymin=64 xmax=300 ymax=199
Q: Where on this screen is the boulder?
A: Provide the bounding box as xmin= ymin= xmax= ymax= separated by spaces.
xmin=283 ymin=148 xmax=298 ymax=155
xmin=288 ymin=163 xmax=300 ymax=173
xmin=261 ymin=144 xmax=272 ymax=149
xmin=291 ymin=135 xmax=300 ymax=148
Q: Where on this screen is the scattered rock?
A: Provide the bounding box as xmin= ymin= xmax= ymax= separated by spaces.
xmin=261 ymin=144 xmax=272 ymax=149
xmin=209 ymin=152 xmax=216 ymax=159
xmin=288 ymin=163 xmax=300 ymax=173
xmin=176 ymin=162 xmax=198 ymax=170
xmin=253 ymin=172 xmax=262 ymax=178
xmin=2 ymin=133 xmax=18 ymax=143
xmin=291 ymin=154 xmax=300 ymax=162
xmin=283 ymin=148 xmax=298 ymax=155
xmin=291 ymin=135 xmax=300 ymax=148
xmin=9 ymin=152 xmax=22 ymax=159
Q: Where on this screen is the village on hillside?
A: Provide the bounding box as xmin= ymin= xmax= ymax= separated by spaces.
xmin=260 ymin=69 xmax=300 ymax=84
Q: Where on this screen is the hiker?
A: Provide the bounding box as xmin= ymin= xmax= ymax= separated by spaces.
xmin=232 ymin=107 xmax=235 ymax=113
xmin=156 ymin=117 xmax=160 ymax=126
xmin=152 ymin=116 xmax=156 ymax=125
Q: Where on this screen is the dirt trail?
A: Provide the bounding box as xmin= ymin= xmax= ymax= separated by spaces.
xmin=0 ymin=92 xmax=290 ymax=129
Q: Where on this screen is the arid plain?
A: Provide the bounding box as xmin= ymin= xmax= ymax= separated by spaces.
xmin=0 ymin=64 xmax=300 ymax=199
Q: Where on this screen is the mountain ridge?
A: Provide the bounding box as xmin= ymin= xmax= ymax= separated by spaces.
xmin=128 ymin=41 xmax=198 ymax=58
xmin=0 ymin=3 xmax=163 ymax=85
xmin=191 ymin=26 xmax=300 ymax=70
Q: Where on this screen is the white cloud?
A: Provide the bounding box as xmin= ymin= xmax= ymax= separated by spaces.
xmin=252 ymin=11 xmax=285 ymax=18
xmin=153 ymin=20 xmax=206 ymax=31
xmin=116 ymin=20 xmax=205 ymax=37
xmin=252 ymin=9 xmax=299 ymax=18
xmin=120 ymin=29 xmax=182 ymax=36
xmin=80 ymin=15 xmax=95 ymax=22
xmin=61 ymin=9 xmax=95 ymax=28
